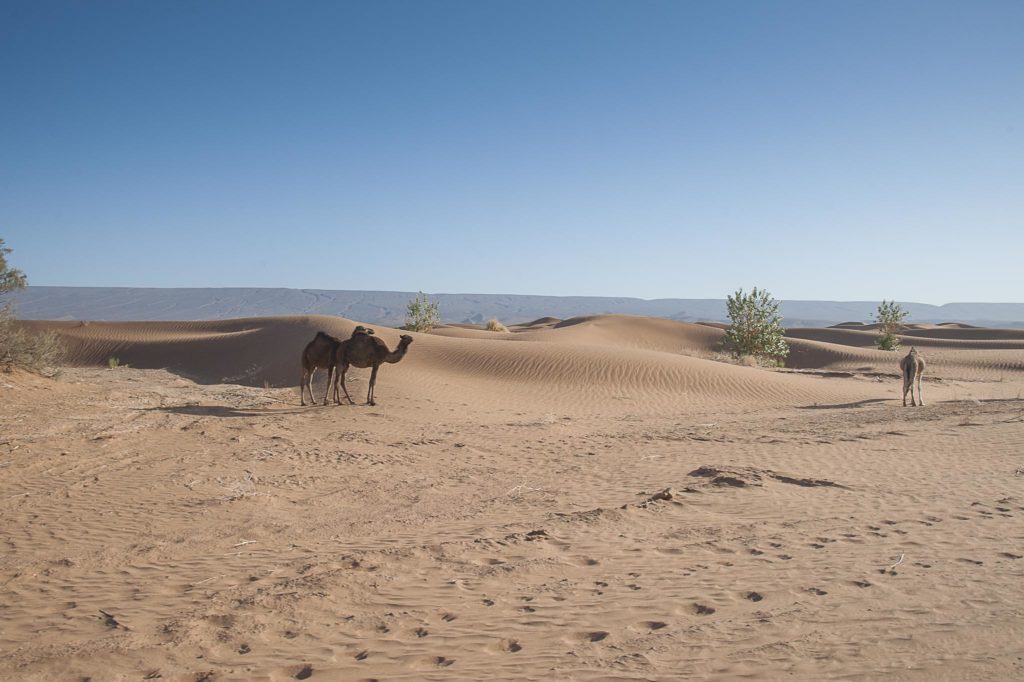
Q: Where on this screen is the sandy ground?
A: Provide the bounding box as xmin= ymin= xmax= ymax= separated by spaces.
xmin=2 ymin=315 xmax=1023 ymax=681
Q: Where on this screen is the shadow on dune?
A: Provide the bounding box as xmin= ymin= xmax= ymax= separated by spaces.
xmin=143 ymin=405 xmax=312 ymax=418
xmin=798 ymin=398 xmax=891 ymax=410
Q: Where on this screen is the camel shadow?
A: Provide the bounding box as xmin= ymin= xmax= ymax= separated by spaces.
xmin=144 ymin=405 xmax=312 ymax=418
xmin=798 ymin=398 xmax=891 ymax=410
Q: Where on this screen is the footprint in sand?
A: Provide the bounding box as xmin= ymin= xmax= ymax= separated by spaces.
xmin=640 ymin=621 xmax=668 ymax=630
xmin=852 ymin=580 xmax=872 ymax=588
xmin=354 ymin=650 xmax=369 ymax=661
xmin=238 ymin=643 xmax=251 ymax=654
xmin=1000 ymin=553 xmax=1023 ymax=559
xmin=499 ymin=639 xmax=522 ymax=653
xmin=582 ymin=631 xmax=609 ymax=642
xmin=806 ymin=587 xmax=828 ymax=596
xmin=414 ymin=627 xmax=429 ymax=638
xmin=693 ymin=603 xmax=716 ymax=615
xmin=294 ymin=664 xmax=313 ymax=680
xmin=440 ymin=612 xmax=457 ymax=622
xmin=745 ymin=591 xmax=764 ymax=602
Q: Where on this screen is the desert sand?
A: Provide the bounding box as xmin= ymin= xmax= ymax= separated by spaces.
xmin=2 ymin=315 xmax=1023 ymax=680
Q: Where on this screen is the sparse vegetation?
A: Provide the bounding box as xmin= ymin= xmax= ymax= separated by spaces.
xmin=108 ymin=356 xmax=121 ymax=369
xmin=722 ymin=287 xmax=789 ymax=366
xmin=404 ymin=291 xmax=440 ymax=332
xmin=875 ymin=300 xmax=908 ymax=351
xmin=485 ymin=318 xmax=509 ymax=333
xmin=0 ymin=238 xmax=64 ymax=375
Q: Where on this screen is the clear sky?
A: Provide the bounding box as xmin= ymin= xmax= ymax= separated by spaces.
xmin=1 ymin=1 xmax=1021 ymax=303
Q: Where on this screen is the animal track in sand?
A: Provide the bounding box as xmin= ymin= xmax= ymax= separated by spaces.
xmin=294 ymin=664 xmax=313 ymax=679
xmin=640 ymin=621 xmax=668 ymax=630
xmin=958 ymin=558 xmax=984 ymax=565
xmin=1000 ymin=553 xmax=1023 ymax=559
xmin=498 ymin=639 xmax=522 ymax=652
xmin=238 ymin=643 xmax=251 ymax=654
xmin=852 ymin=580 xmax=872 ymax=588
xmin=693 ymin=603 xmax=716 ymax=615
xmin=806 ymin=587 xmax=828 ymax=596
xmin=414 ymin=627 xmax=428 ymax=637
xmin=427 ymin=656 xmax=454 ymax=667
xmin=582 ymin=631 xmax=609 ymax=642
xmin=440 ymin=612 xmax=457 ymax=622
xmin=745 ymin=591 xmax=764 ymax=602
xmin=482 ymin=598 xmax=495 ymax=606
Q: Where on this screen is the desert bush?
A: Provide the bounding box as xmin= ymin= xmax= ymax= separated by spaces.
xmin=0 ymin=238 xmax=65 ymax=375
xmin=484 ymin=318 xmax=509 ymax=333
xmin=0 ymin=314 xmax=65 ymax=376
xmin=108 ymin=356 xmax=121 ymax=369
xmin=874 ymin=300 xmax=908 ymax=351
xmin=404 ymin=291 xmax=440 ymax=332
xmin=722 ymin=287 xmax=789 ymax=365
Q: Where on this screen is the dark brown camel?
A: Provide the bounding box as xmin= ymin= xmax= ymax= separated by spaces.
xmin=300 ymin=331 xmax=342 ymax=406
xmin=334 ymin=332 xmax=413 ymax=406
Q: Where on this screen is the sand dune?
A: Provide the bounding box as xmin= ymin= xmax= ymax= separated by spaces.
xmin=3 ymin=314 xmax=1023 ymax=680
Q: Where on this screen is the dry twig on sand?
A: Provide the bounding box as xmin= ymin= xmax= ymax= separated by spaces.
xmin=507 ymin=482 xmax=547 ymax=498
xmin=883 ymin=553 xmax=905 ymax=575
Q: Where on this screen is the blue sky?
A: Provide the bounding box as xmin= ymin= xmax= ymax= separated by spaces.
xmin=1 ymin=1 xmax=1021 ymax=303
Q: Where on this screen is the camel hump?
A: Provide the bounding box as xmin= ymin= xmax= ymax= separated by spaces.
xmin=315 ymin=331 xmax=331 ymax=339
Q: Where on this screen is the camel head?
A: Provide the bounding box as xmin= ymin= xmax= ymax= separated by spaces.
xmin=399 ymin=334 xmax=413 ymax=347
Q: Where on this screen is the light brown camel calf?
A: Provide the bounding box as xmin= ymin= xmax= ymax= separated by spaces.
xmin=900 ymin=346 xmax=925 ymax=407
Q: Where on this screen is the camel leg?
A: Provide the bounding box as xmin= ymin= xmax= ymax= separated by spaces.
xmin=301 ymin=368 xmax=310 ymax=406
xmin=917 ymin=372 xmax=924 ymax=406
xmin=902 ymin=372 xmax=910 ymax=407
xmin=367 ymin=364 xmax=379 ymax=406
xmin=304 ymin=368 xmax=318 ymax=406
xmin=338 ymin=363 xmax=355 ymax=405
xmin=322 ymin=366 xmax=334 ymax=406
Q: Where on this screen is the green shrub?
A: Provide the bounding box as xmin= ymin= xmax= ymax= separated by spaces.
xmin=722 ymin=287 xmax=789 ymax=365
xmin=0 ymin=238 xmax=64 ymax=375
xmin=404 ymin=291 xmax=440 ymax=332
xmin=484 ymin=318 xmax=509 ymax=332
xmin=108 ymin=356 xmax=121 ymax=369
xmin=874 ymin=300 xmax=908 ymax=351
xmin=0 ymin=312 xmax=65 ymax=376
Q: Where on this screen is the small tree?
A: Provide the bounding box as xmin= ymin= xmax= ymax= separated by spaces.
xmin=874 ymin=300 xmax=908 ymax=351
xmin=722 ymin=287 xmax=789 ymax=366
xmin=0 ymin=238 xmax=64 ymax=374
xmin=404 ymin=291 xmax=440 ymax=332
